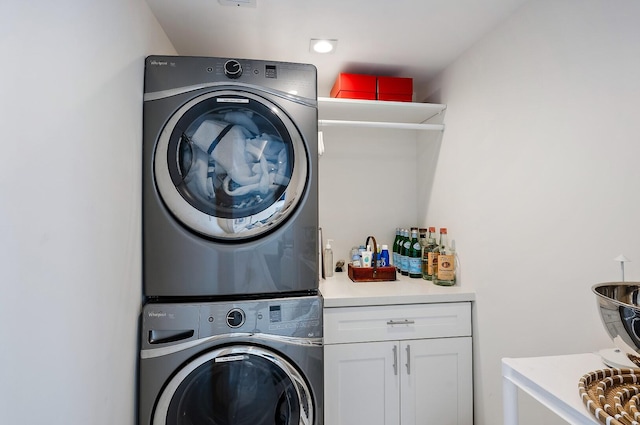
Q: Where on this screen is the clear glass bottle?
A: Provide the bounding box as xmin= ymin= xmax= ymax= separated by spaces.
xmin=427 ymin=227 xmax=442 ymax=281
xmin=422 ymin=227 xmax=437 ymax=280
xmin=435 ymin=229 xmax=456 ymax=286
xmin=408 ymin=228 xmax=422 ymax=278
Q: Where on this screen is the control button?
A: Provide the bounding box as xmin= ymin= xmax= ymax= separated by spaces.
xmin=226 ymin=308 xmax=245 ymax=328
xmin=224 ymin=60 xmax=242 ymax=79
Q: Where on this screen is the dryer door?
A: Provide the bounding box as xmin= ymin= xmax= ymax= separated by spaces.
xmin=153 ymin=345 xmax=314 ymax=425
xmin=154 ymin=90 xmax=309 ymax=241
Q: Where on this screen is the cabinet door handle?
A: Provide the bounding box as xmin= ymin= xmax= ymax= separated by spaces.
xmin=387 ymin=319 xmax=415 ymax=326
xmin=392 ymin=345 xmax=398 ymax=375
xmin=405 ymin=344 xmax=411 ymax=375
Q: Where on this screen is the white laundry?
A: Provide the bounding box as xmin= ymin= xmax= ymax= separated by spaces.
xmin=187 ymin=118 xmax=290 ymax=204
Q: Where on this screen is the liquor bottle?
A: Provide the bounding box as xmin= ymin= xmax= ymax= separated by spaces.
xmin=427 ymin=227 xmax=442 ymax=281
xmin=422 ymin=227 xmax=437 ymax=280
xmin=419 ymin=228 xmax=428 ymax=249
xmin=400 ymin=229 xmax=410 ymax=276
xmin=393 ymin=228 xmax=402 ymax=271
xmin=408 ymin=228 xmax=422 ymax=278
xmin=435 ymin=229 xmax=456 ymax=286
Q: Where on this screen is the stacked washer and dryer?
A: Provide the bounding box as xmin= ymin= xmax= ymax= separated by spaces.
xmin=139 ymin=56 xmax=322 ymax=425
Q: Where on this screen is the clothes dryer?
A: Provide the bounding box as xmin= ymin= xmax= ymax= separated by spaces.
xmin=138 ymin=295 xmax=323 ymax=425
xmin=143 ymin=56 xmax=318 ymax=298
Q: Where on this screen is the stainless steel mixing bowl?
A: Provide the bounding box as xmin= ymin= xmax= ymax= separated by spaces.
xmin=593 ymin=282 xmax=640 ymax=367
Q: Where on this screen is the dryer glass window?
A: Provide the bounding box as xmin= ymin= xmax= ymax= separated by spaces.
xmin=165 ymin=352 xmax=305 ymax=425
xmin=154 ymin=90 xmax=309 ymax=241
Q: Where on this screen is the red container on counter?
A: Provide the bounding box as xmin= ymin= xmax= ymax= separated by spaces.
xmin=330 ymin=73 xmax=377 ymax=100
xmin=377 ymin=76 xmax=413 ymax=102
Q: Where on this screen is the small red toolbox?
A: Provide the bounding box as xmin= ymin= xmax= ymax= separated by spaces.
xmin=330 ymin=73 xmax=377 ymax=100
xmin=377 ymin=76 xmax=413 ymax=102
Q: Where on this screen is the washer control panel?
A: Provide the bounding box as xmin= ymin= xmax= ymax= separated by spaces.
xmin=141 ymin=295 xmax=323 ymax=348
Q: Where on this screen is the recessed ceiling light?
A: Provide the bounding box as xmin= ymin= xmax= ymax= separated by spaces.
xmin=310 ymin=39 xmax=337 ymax=54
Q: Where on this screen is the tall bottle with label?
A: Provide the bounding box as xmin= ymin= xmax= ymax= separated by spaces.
xmin=422 ymin=227 xmax=437 ymax=280
xmin=435 ymin=229 xmax=456 ymax=286
xmin=419 ymin=228 xmax=428 ymax=249
xmin=408 ymin=228 xmax=422 ymax=278
xmin=393 ymin=228 xmax=402 ymax=271
xmin=427 ymin=227 xmax=442 ymax=281
xmin=400 ymin=229 xmax=410 ymax=276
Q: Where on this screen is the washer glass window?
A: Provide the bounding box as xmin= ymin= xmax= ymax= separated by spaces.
xmin=154 ymin=91 xmax=308 ymax=241
xmin=154 ymin=346 xmax=313 ymax=425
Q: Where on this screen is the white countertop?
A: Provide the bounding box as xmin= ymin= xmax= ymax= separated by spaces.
xmin=319 ymin=271 xmax=475 ymax=308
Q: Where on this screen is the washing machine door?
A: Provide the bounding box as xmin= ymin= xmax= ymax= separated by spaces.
xmin=153 ymin=345 xmax=314 ymax=425
xmin=154 ymin=89 xmax=309 ymax=240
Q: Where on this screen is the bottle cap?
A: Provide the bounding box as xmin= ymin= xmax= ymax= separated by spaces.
xmin=440 ymin=228 xmax=447 ymax=234
xmin=382 ymin=244 xmax=388 ymax=250
xmin=429 ymin=226 xmax=435 ymax=232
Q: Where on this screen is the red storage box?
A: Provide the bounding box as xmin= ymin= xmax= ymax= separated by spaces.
xmin=377 ymin=76 xmax=413 ymax=102
xmin=330 ymin=73 xmax=376 ymax=100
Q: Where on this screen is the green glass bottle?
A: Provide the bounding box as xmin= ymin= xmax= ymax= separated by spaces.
xmin=400 ymin=229 xmax=410 ymax=276
xmin=393 ymin=228 xmax=402 ymax=271
xmin=408 ymin=228 xmax=422 ymax=278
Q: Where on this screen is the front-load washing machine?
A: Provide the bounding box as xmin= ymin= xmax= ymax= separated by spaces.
xmin=143 ymin=56 xmax=318 ymax=298
xmin=138 ymin=295 xmax=323 ymax=425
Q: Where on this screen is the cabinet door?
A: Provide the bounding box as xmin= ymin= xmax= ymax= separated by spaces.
xmin=400 ymin=337 xmax=473 ymax=425
xmin=325 ymin=341 xmax=400 ymax=425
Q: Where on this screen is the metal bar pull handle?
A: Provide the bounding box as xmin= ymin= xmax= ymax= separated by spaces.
xmin=387 ymin=319 xmax=416 ymax=326
xmin=392 ymin=345 xmax=398 ymax=375
xmin=405 ymin=344 xmax=411 ymax=375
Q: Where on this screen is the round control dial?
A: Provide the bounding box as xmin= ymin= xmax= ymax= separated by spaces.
xmin=226 ymin=308 xmax=245 ymax=328
xmin=223 ymin=60 xmax=243 ymax=79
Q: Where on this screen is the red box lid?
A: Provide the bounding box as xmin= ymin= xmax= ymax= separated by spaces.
xmin=377 ymin=76 xmax=413 ymax=95
xmin=331 ymin=73 xmax=377 ymax=98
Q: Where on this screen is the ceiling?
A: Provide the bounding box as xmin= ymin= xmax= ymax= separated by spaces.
xmin=146 ymin=0 xmax=528 ymax=100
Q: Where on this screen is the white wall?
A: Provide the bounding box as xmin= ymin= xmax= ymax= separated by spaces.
xmin=0 ymin=1 xmax=175 ymax=424
xmin=427 ymin=1 xmax=640 ymax=424
xmin=319 ymin=126 xmax=421 ymax=261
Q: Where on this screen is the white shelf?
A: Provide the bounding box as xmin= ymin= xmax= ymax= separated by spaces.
xmin=318 ymin=97 xmax=446 ymax=131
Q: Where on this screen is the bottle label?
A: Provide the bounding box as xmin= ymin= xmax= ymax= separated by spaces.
xmin=437 ymin=254 xmax=455 ymax=281
xmin=408 ymin=257 xmax=421 ymax=275
xmin=427 ymin=252 xmax=438 ymax=276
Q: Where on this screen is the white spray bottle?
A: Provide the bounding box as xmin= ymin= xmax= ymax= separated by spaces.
xmin=324 ymin=239 xmax=334 ymax=278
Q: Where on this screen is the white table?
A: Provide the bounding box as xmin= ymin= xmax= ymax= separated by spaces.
xmin=502 ymin=353 xmax=607 ymax=425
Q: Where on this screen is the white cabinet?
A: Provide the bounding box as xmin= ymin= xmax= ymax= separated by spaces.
xmin=324 ymin=302 xmax=472 ymax=425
